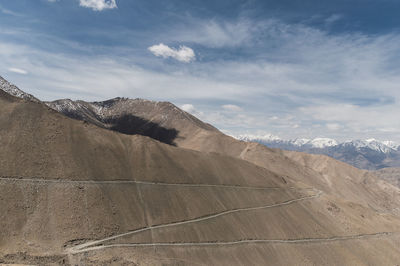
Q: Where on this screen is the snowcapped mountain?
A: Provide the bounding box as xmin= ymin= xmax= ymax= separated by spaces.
xmin=309 ymin=138 xmax=338 ymax=148
xmin=235 ymin=133 xmax=282 ymax=143
xmin=235 ymin=135 xmax=339 ymax=149
xmin=235 ymin=134 xmax=400 ymax=170
xmin=291 ymin=138 xmax=311 ymax=146
xmin=0 ymin=76 xmax=40 ymax=102
xmin=236 ymin=134 xmax=399 ymax=153
xmin=341 ymin=139 xmax=400 ymax=154
xmin=382 ymin=140 xmax=400 ymax=150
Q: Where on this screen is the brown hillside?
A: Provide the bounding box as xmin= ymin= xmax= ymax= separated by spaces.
xmin=374 ymin=167 xmax=400 ymax=188
xmin=1 ymin=89 xmax=400 ymax=265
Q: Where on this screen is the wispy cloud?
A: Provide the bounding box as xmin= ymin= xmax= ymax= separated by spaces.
xmin=222 ymin=104 xmax=242 ymax=112
xmin=79 ymin=0 xmax=117 ymax=11
xmin=8 ymin=68 xmax=28 ymax=75
xmin=1 ymin=15 xmax=400 ymax=141
xmin=0 ymin=4 xmax=23 ymax=17
xmin=167 ymin=18 xmax=263 ymax=48
xmin=148 ymin=43 xmax=195 ymax=63
xmin=324 ymin=14 xmax=343 ymax=25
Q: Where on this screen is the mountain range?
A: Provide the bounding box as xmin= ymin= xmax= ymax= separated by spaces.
xmin=236 ymin=134 xmax=400 ymax=170
xmin=1 ymin=75 xmax=400 ymax=265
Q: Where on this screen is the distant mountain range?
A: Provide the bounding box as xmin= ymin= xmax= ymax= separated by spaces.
xmin=235 ymin=134 xmax=400 ymax=170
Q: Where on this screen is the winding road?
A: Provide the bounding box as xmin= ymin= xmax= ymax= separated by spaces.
xmin=0 ymin=176 xmax=396 ymax=255
xmin=67 ymin=190 xmax=323 ymax=254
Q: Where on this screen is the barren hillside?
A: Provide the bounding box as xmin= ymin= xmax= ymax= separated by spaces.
xmin=1 ymin=80 xmax=400 ymax=265
xmin=375 ymin=167 xmax=400 ymax=188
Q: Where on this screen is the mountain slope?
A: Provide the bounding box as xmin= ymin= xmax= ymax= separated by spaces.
xmin=1 ymin=79 xmax=400 ymax=265
xmin=375 ymin=167 xmax=400 ymax=188
xmin=46 ymin=96 xmax=400 ymax=207
xmin=45 ymin=97 xmax=217 ymax=145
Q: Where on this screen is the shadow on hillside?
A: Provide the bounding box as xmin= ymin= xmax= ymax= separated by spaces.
xmin=104 ymin=114 xmax=179 ymax=146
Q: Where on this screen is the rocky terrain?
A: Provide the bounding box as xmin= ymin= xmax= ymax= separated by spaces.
xmin=1 ymin=76 xmax=400 ymax=265
xmin=236 ymin=134 xmax=400 ymax=170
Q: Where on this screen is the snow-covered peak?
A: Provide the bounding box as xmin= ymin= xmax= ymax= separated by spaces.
xmin=236 ymin=133 xmax=281 ymax=142
xmin=46 ymin=99 xmax=78 ymax=112
xmin=233 ymin=133 xmax=399 ymax=154
xmin=290 ymin=138 xmax=311 ymax=146
xmin=382 ymin=140 xmax=400 ymax=150
xmin=309 ymin=138 xmax=338 ymax=148
xmin=0 ymin=76 xmax=40 ymax=102
xmin=343 ymin=139 xmax=398 ymax=153
xmin=365 ymin=139 xmax=394 ymax=153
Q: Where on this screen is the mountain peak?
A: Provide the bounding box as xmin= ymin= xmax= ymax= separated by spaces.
xmin=0 ymin=76 xmax=40 ymax=103
xmin=309 ymin=138 xmax=338 ymax=148
xmin=235 ymin=133 xmax=281 ymax=142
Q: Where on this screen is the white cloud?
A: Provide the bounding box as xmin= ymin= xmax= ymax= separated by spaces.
xmin=222 ymin=104 xmax=242 ymax=112
xmin=8 ymin=68 xmax=27 ymax=75
xmin=79 ymin=0 xmax=117 ymax=11
xmin=148 ymin=43 xmax=195 ymax=63
xmin=181 ymin=104 xmax=196 ymax=113
xmin=180 ymin=104 xmax=205 ymax=118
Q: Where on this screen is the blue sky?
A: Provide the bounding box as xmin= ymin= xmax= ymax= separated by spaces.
xmin=1 ymin=0 xmax=400 ymax=141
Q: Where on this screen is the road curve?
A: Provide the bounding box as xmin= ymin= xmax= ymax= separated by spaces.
xmin=67 ymin=190 xmax=322 ymax=254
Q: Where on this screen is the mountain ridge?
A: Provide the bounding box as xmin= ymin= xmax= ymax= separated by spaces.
xmin=0 ymin=76 xmax=40 ymax=103
xmin=236 ymin=134 xmax=400 ymax=151
xmin=236 ymin=134 xmax=400 ymax=170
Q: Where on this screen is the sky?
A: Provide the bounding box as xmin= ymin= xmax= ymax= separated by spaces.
xmin=1 ymin=0 xmax=400 ymax=141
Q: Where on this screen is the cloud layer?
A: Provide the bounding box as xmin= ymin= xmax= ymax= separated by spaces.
xmin=1 ymin=10 xmax=400 ymax=141
xmin=148 ymin=43 xmax=195 ymax=63
xmin=79 ymin=0 xmax=117 ymax=11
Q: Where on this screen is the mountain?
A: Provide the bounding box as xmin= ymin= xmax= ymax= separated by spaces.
xmin=46 ymin=96 xmax=400 ymax=201
xmin=45 ymin=97 xmax=217 ymax=146
xmin=0 ymin=76 xmax=40 ymax=102
xmin=1 ymin=77 xmax=400 ymax=265
xmin=236 ymin=134 xmax=400 ymax=170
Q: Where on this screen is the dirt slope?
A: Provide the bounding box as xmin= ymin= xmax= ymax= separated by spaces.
xmin=1 ymin=89 xmax=400 ymax=265
xmin=374 ymin=167 xmax=400 ymax=188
